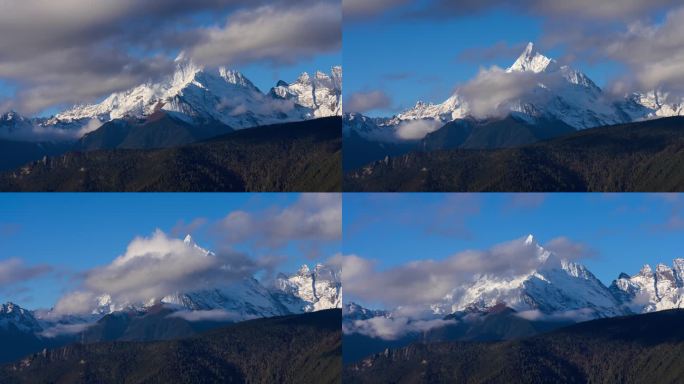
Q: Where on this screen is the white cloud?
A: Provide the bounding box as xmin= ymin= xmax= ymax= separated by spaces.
xmin=457 ymin=66 xmax=559 ymax=119
xmin=395 ymin=119 xmax=442 ymax=140
xmin=53 ymin=229 xmax=258 ymax=315
xmin=347 ymin=316 xmax=456 ymax=340
xmin=39 ymin=322 xmax=94 ymax=338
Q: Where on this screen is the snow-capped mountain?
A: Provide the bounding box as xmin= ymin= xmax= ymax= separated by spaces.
xmin=275 ymin=264 xmax=342 ymax=312
xmin=78 ymin=235 xmax=341 ymax=319
xmin=2 ymin=59 xmax=342 ymax=142
xmin=348 ymin=42 xmax=683 ymax=142
xmin=52 ymin=58 xmax=341 ymax=130
xmin=610 ymin=260 xmax=684 ymax=312
xmin=345 ymin=235 xmax=632 ymax=337
xmin=0 ymin=302 xmax=42 ymax=334
xmin=270 ymin=66 xmax=342 ymax=118
xmin=427 ymin=235 xmax=626 ymax=318
xmin=0 ymin=111 xmax=33 ymax=138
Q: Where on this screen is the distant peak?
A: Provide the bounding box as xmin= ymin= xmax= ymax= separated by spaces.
xmin=508 ymin=42 xmax=555 ymax=74
xmin=298 ymin=264 xmax=311 ymax=274
xmin=639 ymin=264 xmax=653 ymax=275
xmin=174 ymin=51 xmax=188 ymax=63
xmin=297 ymin=72 xmax=311 ymax=82
xmin=524 ymin=42 xmax=535 ymax=53
xmin=0 ymin=302 xmax=21 ymax=313
xmin=524 ymin=234 xmax=536 ymax=245
xmin=618 ymin=272 xmax=631 ymax=280
xmin=183 ymin=234 xmax=193 ymax=244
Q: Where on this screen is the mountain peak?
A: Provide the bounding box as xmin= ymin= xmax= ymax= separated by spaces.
xmin=524 ymin=234 xmax=536 ymax=245
xmin=508 ymin=42 xmax=555 ymax=74
xmin=183 ymin=234 xmax=193 ymax=244
xmin=298 ymin=264 xmax=311 ymax=275
xmin=639 ymin=264 xmax=653 ymax=275
xmin=0 ymin=302 xmax=20 ymax=313
xmin=297 ymin=72 xmax=311 ymax=83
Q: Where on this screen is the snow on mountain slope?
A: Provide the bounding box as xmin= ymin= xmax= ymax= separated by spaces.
xmin=270 ymin=66 xmax=342 ymax=118
xmin=0 ymin=302 xmax=42 ymax=333
xmin=47 ymin=235 xmax=341 ymax=322
xmin=348 ymin=42 xmax=683 ymax=142
xmin=275 ymin=264 xmax=342 ymax=312
xmin=610 ymin=259 xmax=684 ymax=312
xmin=428 ymin=235 xmax=626 ymax=318
xmin=0 ymin=112 xmax=34 ymax=139
xmin=344 ymin=235 xmax=628 ymax=336
xmin=52 ymin=57 xmax=311 ymax=131
xmin=2 ymin=60 xmax=342 ymax=142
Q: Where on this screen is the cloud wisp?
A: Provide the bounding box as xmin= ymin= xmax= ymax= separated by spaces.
xmin=0 ymin=258 xmax=52 ymax=288
xmin=345 ymin=90 xmax=393 ymax=114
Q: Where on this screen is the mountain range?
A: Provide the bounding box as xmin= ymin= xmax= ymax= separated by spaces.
xmin=344 ymin=116 xmax=684 ymax=191
xmin=344 ymin=235 xmax=684 ymax=361
xmin=0 ymin=117 xmax=342 ymax=192
xmin=343 ymin=43 xmax=684 ymax=173
xmin=2 ymin=58 xmax=341 ymax=140
xmin=0 ymin=60 xmax=342 ymax=178
xmin=0 ymin=235 xmax=341 ymax=364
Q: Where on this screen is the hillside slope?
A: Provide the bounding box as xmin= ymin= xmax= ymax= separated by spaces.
xmin=344 ymin=309 xmax=684 ymax=384
xmin=3 ymin=309 xmax=342 ymax=384
xmin=345 ymin=117 xmax=684 ymax=192
xmin=0 ymin=117 xmax=341 ymax=192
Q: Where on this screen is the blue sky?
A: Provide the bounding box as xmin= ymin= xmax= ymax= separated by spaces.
xmin=343 ymin=193 xmax=684 ymax=292
xmin=344 ymin=1 xmax=682 ymax=117
xmin=0 ymin=193 xmax=340 ymax=309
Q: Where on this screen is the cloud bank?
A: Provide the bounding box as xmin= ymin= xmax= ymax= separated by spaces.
xmin=342 ymin=235 xmax=593 ymax=308
xmin=0 ymin=0 xmax=340 ymax=114
xmin=346 ymin=316 xmax=456 ymax=340
xmin=53 ymin=230 xmax=259 ymax=315
xmin=216 ymin=193 xmax=341 ymax=258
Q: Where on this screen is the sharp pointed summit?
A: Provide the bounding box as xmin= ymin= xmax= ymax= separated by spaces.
xmin=507 ymin=42 xmax=556 ymax=73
